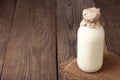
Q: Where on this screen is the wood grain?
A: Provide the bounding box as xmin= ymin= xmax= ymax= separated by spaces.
xmin=0 ymin=0 xmax=16 ymax=76
xmin=1 ymin=0 xmax=57 ymax=80
xmin=94 ymin=0 xmax=120 ymax=55
xmin=56 ymin=0 xmax=95 ymax=80
xmin=30 ymin=0 xmax=57 ymax=80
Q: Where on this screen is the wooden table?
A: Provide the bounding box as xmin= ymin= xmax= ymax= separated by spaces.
xmin=0 ymin=0 xmax=120 ymax=80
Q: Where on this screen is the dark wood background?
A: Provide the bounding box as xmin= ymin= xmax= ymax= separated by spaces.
xmin=0 ymin=0 xmax=120 ymax=80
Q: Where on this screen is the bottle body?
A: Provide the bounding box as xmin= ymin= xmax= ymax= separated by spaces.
xmin=77 ymin=26 xmax=105 ymax=73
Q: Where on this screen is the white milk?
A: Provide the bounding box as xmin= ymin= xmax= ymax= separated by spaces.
xmin=77 ymin=26 xmax=105 ymax=72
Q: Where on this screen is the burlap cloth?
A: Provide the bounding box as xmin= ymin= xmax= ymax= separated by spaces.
xmin=60 ymin=51 xmax=120 ymax=80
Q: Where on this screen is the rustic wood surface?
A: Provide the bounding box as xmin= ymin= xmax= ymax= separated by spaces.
xmin=0 ymin=0 xmax=56 ymax=80
xmin=0 ymin=0 xmax=119 ymax=80
xmin=0 ymin=0 xmax=16 ymax=77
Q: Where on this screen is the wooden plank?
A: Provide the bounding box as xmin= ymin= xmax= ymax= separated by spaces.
xmin=1 ymin=0 xmax=57 ymax=80
xmin=30 ymin=0 xmax=57 ymax=80
xmin=94 ymin=0 xmax=120 ymax=55
xmin=0 ymin=0 xmax=16 ymax=76
xmin=56 ymin=0 xmax=95 ymax=80
xmin=1 ymin=0 xmax=33 ymax=79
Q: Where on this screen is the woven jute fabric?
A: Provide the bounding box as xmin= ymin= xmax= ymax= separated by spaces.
xmin=60 ymin=51 xmax=120 ymax=80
